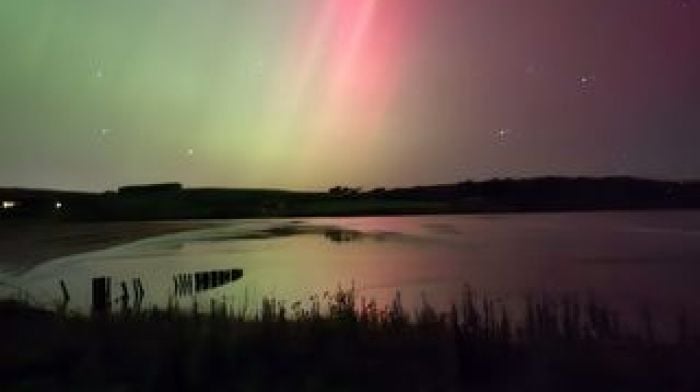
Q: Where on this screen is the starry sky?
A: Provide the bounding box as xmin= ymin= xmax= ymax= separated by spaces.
xmin=1 ymin=0 xmax=699 ymax=191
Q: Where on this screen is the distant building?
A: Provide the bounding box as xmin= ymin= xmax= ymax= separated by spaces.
xmin=117 ymin=183 xmax=183 ymax=195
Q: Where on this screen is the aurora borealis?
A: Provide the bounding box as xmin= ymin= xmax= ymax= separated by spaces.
xmin=1 ymin=0 xmax=699 ymax=191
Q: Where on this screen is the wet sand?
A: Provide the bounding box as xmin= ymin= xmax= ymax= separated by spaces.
xmin=0 ymin=220 xmax=218 ymax=273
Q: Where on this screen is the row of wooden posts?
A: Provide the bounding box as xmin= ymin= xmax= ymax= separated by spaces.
xmin=174 ymin=269 xmax=244 ymax=297
xmin=64 ymin=268 xmax=244 ymax=313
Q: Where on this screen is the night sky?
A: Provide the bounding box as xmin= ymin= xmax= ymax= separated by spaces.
xmin=1 ymin=0 xmax=699 ymax=191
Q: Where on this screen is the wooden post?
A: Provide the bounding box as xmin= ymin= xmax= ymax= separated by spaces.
xmin=59 ymin=280 xmax=70 ymax=303
xmin=119 ymin=281 xmax=129 ymax=312
xmin=132 ymin=278 xmax=144 ymax=310
xmin=91 ymin=277 xmax=111 ymax=315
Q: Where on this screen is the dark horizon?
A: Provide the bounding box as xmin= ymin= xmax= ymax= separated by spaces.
xmin=3 ymin=176 xmax=700 ymax=222
xmin=3 ymin=174 xmax=700 ymax=195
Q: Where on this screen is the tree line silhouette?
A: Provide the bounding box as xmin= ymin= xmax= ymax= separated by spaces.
xmin=1 ymin=176 xmax=699 ymax=220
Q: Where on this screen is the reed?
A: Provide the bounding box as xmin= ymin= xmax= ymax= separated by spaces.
xmin=1 ymin=286 xmax=698 ymax=391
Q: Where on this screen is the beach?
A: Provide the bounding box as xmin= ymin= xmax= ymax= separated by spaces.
xmin=0 ymin=220 xmax=217 ymax=272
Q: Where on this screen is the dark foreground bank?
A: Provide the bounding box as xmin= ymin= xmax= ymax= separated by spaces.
xmin=2 ymin=289 xmax=699 ymax=391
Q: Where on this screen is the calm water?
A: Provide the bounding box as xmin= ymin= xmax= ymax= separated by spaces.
xmin=3 ymin=212 xmax=700 ymax=325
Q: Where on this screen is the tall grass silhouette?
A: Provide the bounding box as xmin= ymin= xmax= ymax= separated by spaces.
xmin=1 ymin=285 xmax=699 ymax=390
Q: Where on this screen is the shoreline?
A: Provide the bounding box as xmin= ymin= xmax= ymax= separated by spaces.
xmin=0 ymin=220 xmax=220 ymax=273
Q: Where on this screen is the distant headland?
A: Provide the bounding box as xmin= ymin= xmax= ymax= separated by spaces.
xmin=1 ymin=176 xmax=699 ymax=221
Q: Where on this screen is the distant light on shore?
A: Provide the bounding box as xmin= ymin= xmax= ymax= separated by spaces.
xmin=2 ymin=201 xmax=17 ymax=209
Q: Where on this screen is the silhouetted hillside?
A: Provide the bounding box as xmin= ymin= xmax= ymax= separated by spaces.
xmin=376 ymin=176 xmax=700 ymax=210
xmin=1 ymin=177 xmax=699 ymax=221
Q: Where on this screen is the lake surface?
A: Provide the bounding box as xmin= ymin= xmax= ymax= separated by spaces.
xmin=2 ymin=212 xmax=700 ymax=327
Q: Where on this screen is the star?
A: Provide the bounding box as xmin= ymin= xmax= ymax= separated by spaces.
xmin=96 ymin=69 xmax=103 ymax=78
xmin=246 ymin=59 xmax=265 ymax=78
xmin=497 ymin=128 xmax=511 ymax=138
xmin=577 ymin=74 xmax=596 ymax=93
xmin=578 ymin=74 xmax=595 ymax=85
xmin=495 ymin=128 xmax=513 ymax=143
xmin=186 ymin=148 xmax=195 ymax=156
xmin=99 ymin=128 xmax=110 ymax=136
